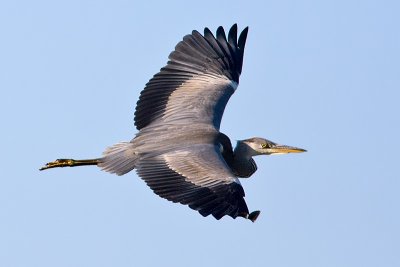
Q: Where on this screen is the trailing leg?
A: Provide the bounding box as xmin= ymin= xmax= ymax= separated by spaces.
xmin=40 ymin=158 xmax=100 ymax=171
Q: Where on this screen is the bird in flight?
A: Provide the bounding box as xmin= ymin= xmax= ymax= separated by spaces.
xmin=40 ymin=24 xmax=306 ymax=222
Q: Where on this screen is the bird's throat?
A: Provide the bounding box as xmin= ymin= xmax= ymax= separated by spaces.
xmin=232 ymin=145 xmax=258 ymax=178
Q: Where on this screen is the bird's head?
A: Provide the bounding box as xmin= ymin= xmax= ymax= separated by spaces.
xmin=238 ymin=137 xmax=306 ymax=156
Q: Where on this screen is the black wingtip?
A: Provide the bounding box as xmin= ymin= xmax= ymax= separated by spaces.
xmin=216 ymin=26 xmax=227 ymax=41
xmin=248 ymin=210 xmax=261 ymax=222
xmin=238 ymin=26 xmax=249 ymax=50
xmin=204 ymin=27 xmax=214 ymax=38
xmin=228 ymin=24 xmax=238 ymax=48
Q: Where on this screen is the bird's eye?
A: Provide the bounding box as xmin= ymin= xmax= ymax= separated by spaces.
xmin=261 ymin=143 xmax=268 ymax=149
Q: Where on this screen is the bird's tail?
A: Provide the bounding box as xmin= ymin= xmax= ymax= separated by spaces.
xmin=98 ymin=142 xmax=138 ymax=176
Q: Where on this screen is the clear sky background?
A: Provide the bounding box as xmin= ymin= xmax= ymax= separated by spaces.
xmin=1 ymin=1 xmax=399 ymax=266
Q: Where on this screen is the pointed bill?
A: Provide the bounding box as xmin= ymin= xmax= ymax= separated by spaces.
xmin=268 ymin=145 xmax=307 ymax=155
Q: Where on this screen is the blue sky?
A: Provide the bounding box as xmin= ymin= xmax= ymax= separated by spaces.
xmin=1 ymin=0 xmax=399 ymax=266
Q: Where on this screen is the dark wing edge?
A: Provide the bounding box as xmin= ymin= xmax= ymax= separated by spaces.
xmin=135 ymin=145 xmax=257 ymax=221
xmin=134 ymin=24 xmax=249 ymax=130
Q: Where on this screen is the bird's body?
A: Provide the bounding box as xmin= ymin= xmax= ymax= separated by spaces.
xmin=41 ymin=25 xmax=305 ymax=222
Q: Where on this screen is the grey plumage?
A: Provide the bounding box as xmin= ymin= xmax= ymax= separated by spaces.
xmin=40 ymin=24 xmax=306 ymax=222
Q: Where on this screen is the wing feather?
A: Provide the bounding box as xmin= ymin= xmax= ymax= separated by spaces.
xmin=134 ymin=24 xmax=248 ymax=130
xmin=135 ymin=144 xmax=251 ymax=220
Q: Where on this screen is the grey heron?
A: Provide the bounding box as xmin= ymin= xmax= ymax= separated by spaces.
xmin=40 ymin=24 xmax=306 ymax=222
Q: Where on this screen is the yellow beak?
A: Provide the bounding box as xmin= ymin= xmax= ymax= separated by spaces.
xmin=268 ymin=145 xmax=307 ymax=155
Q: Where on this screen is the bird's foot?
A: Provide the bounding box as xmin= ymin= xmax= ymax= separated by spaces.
xmin=39 ymin=159 xmax=76 ymax=171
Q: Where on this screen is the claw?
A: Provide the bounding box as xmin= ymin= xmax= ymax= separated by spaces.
xmin=39 ymin=159 xmax=75 ymax=171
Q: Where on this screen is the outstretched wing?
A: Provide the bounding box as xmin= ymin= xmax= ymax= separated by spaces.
xmin=134 ymin=24 xmax=248 ymax=130
xmin=135 ymin=144 xmax=253 ymax=220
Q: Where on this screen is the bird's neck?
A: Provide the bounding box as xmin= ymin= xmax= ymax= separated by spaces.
xmin=232 ymin=142 xmax=258 ymax=178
